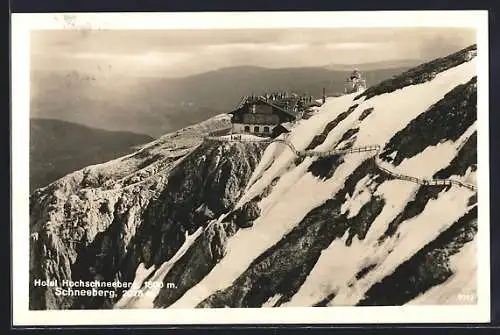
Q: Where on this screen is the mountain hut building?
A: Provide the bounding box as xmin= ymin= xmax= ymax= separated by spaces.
xmin=229 ymin=93 xmax=304 ymax=136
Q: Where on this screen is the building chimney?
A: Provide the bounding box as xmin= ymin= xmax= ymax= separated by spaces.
xmin=322 ymin=87 xmax=326 ymax=104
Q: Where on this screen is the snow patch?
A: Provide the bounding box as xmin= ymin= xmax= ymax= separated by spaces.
xmin=284 ymin=179 xmax=418 ymax=307
xmin=258 ymin=157 xmax=314 ymax=214
xmin=285 ymin=179 xmax=472 ymax=307
xmin=244 ymin=141 xmax=287 ymax=192
xmin=363 ymin=180 xmax=419 ymax=244
xmin=341 ymin=175 xmax=373 ymax=218
xmin=354 ymin=58 xmax=477 ymax=149
xmin=330 ymin=185 xmax=473 ymax=305
xmin=170 ymin=153 xmax=372 ymax=308
xmin=262 ymin=294 xmax=282 ymax=308
xmin=114 ymin=227 xmax=203 ymax=309
xmin=394 ymin=122 xmax=477 ymax=178
xmin=408 ymin=238 xmax=477 ymax=305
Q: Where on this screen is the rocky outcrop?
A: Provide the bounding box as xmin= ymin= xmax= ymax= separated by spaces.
xmin=234 ymin=201 xmax=261 ymax=229
xmin=305 ymin=103 xmax=359 ymax=150
xmin=358 ymin=107 xmax=374 ymax=121
xmin=149 ymin=198 xmax=262 ymax=308
xmin=29 ymin=117 xmax=265 ymax=310
xmin=151 ymin=218 xmax=239 ymax=308
xmin=197 ymin=159 xmax=390 ymax=308
xmin=380 ymin=77 xmax=477 ymax=166
xmin=358 ymin=206 xmax=477 ymax=306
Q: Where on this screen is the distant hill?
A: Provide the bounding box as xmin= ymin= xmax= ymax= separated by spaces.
xmin=30 ymin=118 xmax=154 ymax=192
xmin=30 ymin=71 xmax=224 ymax=138
xmin=157 ymin=65 xmax=411 ymax=111
xmin=325 ymin=59 xmax=424 ymax=71
xmin=31 ymin=65 xmax=411 ymax=137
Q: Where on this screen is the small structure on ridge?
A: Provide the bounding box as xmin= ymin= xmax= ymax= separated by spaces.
xmin=344 ymin=69 xmax=367 ymax=94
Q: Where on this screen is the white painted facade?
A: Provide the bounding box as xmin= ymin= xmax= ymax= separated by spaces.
xmin=232 ymin=122 xmax=276 ymax=135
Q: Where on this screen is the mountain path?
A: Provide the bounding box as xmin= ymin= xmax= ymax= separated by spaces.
xmin=204 ymin=135 xmax=477 ymax=192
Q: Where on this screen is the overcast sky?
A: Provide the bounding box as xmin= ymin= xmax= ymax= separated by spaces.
xmin=31 ymin=28 xmax=476 ymax=78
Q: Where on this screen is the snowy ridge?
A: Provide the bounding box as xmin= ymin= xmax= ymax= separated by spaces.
xmin=167 ymin=54 xmax=477 ymax=308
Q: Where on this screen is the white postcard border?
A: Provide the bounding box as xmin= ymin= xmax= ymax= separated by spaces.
xmin=11 ymin=10 xmax=490 ymax=326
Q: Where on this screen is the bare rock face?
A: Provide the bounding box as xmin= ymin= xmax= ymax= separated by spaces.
xmin=380 ymin=76 xmax=477 ymax=166
xmin=234 ymin=200 xmax=261 ymax=228
xmin=29 ymin=115 xmax=265 ymax=310
xmin=151 ymin=219 xmax=239 ymax=308
xmin=196 ymin=159 xmax=388 ymax=308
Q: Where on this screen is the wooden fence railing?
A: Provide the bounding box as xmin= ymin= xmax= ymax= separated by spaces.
xmin=203 ymin=135 xmax=477 ymax=192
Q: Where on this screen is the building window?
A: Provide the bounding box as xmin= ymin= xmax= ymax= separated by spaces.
xmin=244 ymin=126 xmax=250 ymax=132
xmin=263 ymin=126 xmax=270 ymax=133
xmin=254 ymin=126 xmax=260 ymax=133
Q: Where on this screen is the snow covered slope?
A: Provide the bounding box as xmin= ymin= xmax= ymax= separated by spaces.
xmin=30 ymin=45 xmax=479 ymax=309
xmin=172 ymin=44 xmax=478 ymax=308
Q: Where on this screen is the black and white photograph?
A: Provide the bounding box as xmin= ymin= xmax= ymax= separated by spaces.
xmin=11 ymin=11 xmax=490 ymax=325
